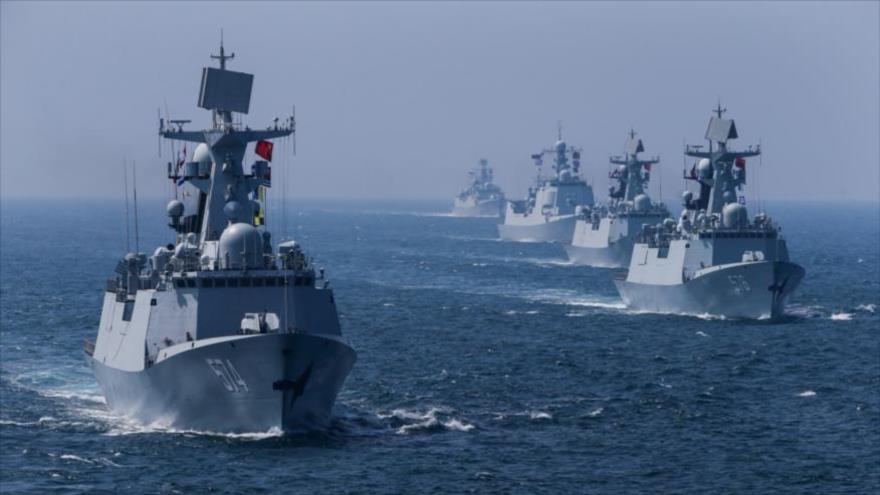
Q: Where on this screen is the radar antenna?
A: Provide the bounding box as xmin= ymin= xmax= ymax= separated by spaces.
xmin=211 ymin=29 xmax=235 ymax=70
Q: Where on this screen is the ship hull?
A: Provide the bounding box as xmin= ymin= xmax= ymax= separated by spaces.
xmin=563 ymin=241 xmax=632 ymax=268
xmin=497 ymin=215 xmax=577 ymax=243
xmin=452 ymin=198 xmax=504 ymax=218
xmin=88 ymin=332 xmax=355 ymax=434
xmin=614 ymin=260 xmax=804 ymax=319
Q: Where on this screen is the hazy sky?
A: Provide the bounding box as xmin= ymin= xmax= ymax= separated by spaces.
xmin=2 ymin=1 xmax=878 ymax=203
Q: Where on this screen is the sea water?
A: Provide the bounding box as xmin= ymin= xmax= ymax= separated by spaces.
xmin=1 ymin=199 xmax=878 ymax=494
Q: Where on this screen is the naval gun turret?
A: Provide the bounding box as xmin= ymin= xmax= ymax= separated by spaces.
xmin=614 ymin=105 xmax=804 ymax=319
xmin=498 ymin=125 xmax=595 ymax=242
xmin=566 ymin=130 xmax=670 ymax=267
xmin=86 ymin=41 xmax=356 ymax=433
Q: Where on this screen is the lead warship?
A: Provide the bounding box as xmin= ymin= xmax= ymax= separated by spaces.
xmin=498 ymin=129 xmax=594 ymax=242
xmin=452 ymin=158 xmax=505 ymax=217
xmin=614 ymin=105 xmax=804 ymax=319
xmin=85 ymin=43 xmax=356 ymax=433
xmin=565 ymin=130 xmax=669 ymax=267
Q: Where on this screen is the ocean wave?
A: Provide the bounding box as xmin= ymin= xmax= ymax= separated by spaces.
xmin=830 ymin=313 xmax=853 ymax=321
xmin=528 ymin=411 xmax=552 ymax=421
xmin=855 ymin=304 xmax=876 ymax=313
xmin=798 ymin=390 xmax=817 ymax=397
xmin=587 ymin=407 xmax=604 ymax=417
xmin=377 ymin=407 xmax=475 ymax=435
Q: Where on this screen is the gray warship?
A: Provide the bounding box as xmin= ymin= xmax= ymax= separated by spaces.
xmin=565 ymin=130 xmax=669 ymax=267
xmin=85 ymin=43 xmax=356 ymax=433
xmin=452 ymin=158 xmax=505 ymax=217
xmin=498 ymin=128 xmax=594 ymax=242
xmin=614 ymin=105 xmax=804 ymax=319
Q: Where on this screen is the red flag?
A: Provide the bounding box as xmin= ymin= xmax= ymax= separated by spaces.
xmin=734 ymin=157 xmax=746 ymax=168
xmin=255 ymin=140 xmax=274 ymax=161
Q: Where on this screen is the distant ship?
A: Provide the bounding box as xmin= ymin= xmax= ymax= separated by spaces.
xmin=452 ymin=158 xmax=505 ymax=217
xmin=614 ymin=105 xmax=804 ymax=319
xmin=85 ymin=42 xmax=356 ymax=433
xmin=498 ymin=128 xmax=594 ymax=242
xmin=565 ymin=130 xmax=669 ymax=267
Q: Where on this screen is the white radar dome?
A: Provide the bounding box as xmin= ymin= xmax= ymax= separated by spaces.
xmin=633 ymin=193 xmax=652 ymax=212
xmin=555 ymin=140 xmax=566 ymax=153
xmin=697 ymin=158 xmax=712 ymax=179
xmin=166 ymin=199 xmax=184 ymax=218
xmin=722 ymin=203 xmax=748 ymax=229
xmin=192 ymin=143 xmax=212 ymax=165
xmin=218 ymin=222 xmax=263 ymax=270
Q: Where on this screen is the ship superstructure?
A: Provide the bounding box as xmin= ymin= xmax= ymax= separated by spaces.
xmin=614 ymin=105 xmax=804 ymax=319
xmin=565 ymin=130 xmax=670 ymax=267
xmin=452 ymin=158 xmax=505 ymax=217
xmin=86 ymin=42 xmax=356 ymax=433
xmin=498 ymin=128 xmax=594 ymax=242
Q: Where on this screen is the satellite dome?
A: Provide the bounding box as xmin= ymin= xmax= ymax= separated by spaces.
xmin=697 ymin=158 xmax=712 ymax=179
xmin=559 ymin=169 xmax=573 ymax=181
xmin=218 ymin=222 xmax=263 ymax=270
xmin=682 ymin=190 xmax=693 ymax=205
xmin=722 ymin=203 xmax=748 ymax=229
xmin=555 ymin=140 xmax=567 ymax=152
xmin=166 ymin=199 xmax=184 ymax=218
xmin=192 ymin=143 xmax=212 ymax=165
xmin=633 ymin=193 xmax=651 ymax=212
xmin=223 ymin=200 xmax=245 ymax=222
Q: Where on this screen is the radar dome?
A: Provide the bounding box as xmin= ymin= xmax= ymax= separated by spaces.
xmin=633 ymin=193 xmax=652 ymax=212
xmin=166 ymin=200 xmax=184 ymax=218
xmin=218 ymin=222 xmax=263 ymax=270
xmin=223 ymin=200 xmax=245 ymax=222
xmin=192 ymin=143 xmax=212 ymax=165
xmin=555 ymin=140 xmax=566 ymax=153
xmin=697 ymin=158 xmax=712 ymax=179
xmin=559 ymin=169 xmax=573 ymax=181
xmin=681 ymin=191 xmax=693 ymax=205
xmin=616 ymin=164 xmax=627 ymax=176
xmin=722 ymin=203 xmax=748 ymax=229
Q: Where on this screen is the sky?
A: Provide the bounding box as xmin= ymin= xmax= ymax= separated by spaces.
xmin=2 ymin=1 xmax=879 ymax=203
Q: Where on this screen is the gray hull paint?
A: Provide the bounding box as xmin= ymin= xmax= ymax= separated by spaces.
xmin=497 ymin=216 xmax=577 ymax=243
xmin=615 ymin=260 xmax=804 ymax=319
xmin=452 ymin=199 xmax=504 ymax=218
xmin=89 ymin=332 xmax=355 ymax=433
xmin=563 ymin=240 xmax=632 ymax=268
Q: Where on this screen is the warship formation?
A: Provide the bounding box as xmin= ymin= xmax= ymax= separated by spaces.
xmin=452 ymin=158 xmax=505 ymax=217
xmin=455 ymin=106 xmax=804 ymax=319
xmin=87 ymin=43 xmax=356 ymax=433
xmin=84 ymin=43 xmax=802 ymax=435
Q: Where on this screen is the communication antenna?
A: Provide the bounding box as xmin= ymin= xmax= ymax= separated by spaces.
xmin=123 ymin=158 xmax=131 ymax=253
xmin=133 ymin=160 xmax=140 ymax=254
xmin=291 ymin=105 xmax=297 ymax=155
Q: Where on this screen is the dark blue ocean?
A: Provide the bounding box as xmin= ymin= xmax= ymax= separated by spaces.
xmin=1 ymin=199 xmax=878 ymax=494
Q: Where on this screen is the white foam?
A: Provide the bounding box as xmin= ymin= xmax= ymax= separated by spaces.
xmin=60 ymin=454 xmax=93 ymax=464
xmin=696 ymin=331 xmax=709 ymax=337
xmin=378 ymin=407 xmax=474 ymax=435
xmin=587 ymin=407 xmax=604 ymax=417
xmin=856 ymin=304 xmax=876 ymax=313
xmin=831 ymin=313 xmax=853 ymax=321
xmin=529 ymin=411 xmax=552 ymax=420
xmin=798 ymin=390 xmax=817 ymax=397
